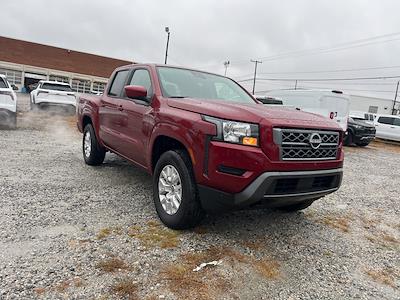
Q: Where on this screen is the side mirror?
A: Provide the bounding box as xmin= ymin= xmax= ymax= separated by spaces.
xmin=125 ymin=85 xmax=147 ymax=100
xmin=11 ymin=84 xmax=18 ymax=91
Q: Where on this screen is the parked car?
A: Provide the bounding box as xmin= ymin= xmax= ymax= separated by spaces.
xmin=374 ymin=114 xmax=400 ymax=142
xmin=254 ymin=95 xmax=283 ymax=105
xmin=344 ymin=117 xmax=376 ymax=146
xmin=30 ymin=81 xmax=76 ymax=108
xmin=349 ymin=110 xmax=376 ymax=125
xmin=0 ymin=74 xmax=18 ymax=128
xmin=77 ymin=64 xmax=344 ymax=229
xmin=263 ymin=89 xmax=350 ymax=131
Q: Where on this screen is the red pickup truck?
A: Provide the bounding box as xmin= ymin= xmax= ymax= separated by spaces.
xmin=77 ymin=64 xmax=344 ymax=229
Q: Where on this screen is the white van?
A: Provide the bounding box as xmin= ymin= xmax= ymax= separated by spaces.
xmin=374 ymin=114 xmax=400 ymax=142
xmin=263 ymin=89 xmax=350 ymax=131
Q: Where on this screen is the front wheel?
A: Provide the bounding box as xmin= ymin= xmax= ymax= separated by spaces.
xmin=153 ymin=150 xmax=205 ymax=229
xmin=344 ymin=132 xmax=353 ymax=146
xmin=82 ymin=124 xmax=105 ymax=165
xmin=355 ymin=141 xmax=370 ymax=147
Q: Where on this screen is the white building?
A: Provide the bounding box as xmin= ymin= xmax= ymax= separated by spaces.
xmin=349 ymin=94 xmax=399 ymax=115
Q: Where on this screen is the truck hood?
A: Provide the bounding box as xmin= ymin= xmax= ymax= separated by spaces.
xmin=167 ymin=98 xmax=342 ymax=130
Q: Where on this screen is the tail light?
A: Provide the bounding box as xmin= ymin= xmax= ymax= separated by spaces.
xmin=0 ymin=90 xmax=15 ymax=101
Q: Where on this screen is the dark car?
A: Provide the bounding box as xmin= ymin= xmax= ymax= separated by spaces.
xmin=344 ymin=117 xmax=376 ymax=146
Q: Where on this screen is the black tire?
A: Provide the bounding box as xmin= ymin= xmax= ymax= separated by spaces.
xmin=355 ymin=141 xmax=370 ymax=147
xmin=153 ymin=149 xmax=205 ymax=229
xmin=344 ymin=132 xmax=353 ymax=146
xmin=82 ymin=124 xmax=105 ymax=165
xmin=278 ymin=199 xmax=315 ymax=212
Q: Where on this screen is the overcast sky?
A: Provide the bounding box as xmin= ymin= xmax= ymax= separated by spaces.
xmin=2 ymin=0 xmax=400 ymax=98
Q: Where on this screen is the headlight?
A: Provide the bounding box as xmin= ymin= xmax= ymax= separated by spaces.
xmin=203 ymin=116 xmax=259 ymax=146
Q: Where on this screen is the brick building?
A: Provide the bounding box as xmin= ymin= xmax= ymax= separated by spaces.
xmin=0 ymin=36 xmax=132 ymax=93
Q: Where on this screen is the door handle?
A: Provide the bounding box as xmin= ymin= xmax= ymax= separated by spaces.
xmin=390 ymin=126 xmax=395 ymax=129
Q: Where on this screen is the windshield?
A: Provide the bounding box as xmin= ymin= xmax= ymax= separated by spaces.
xmin=157 ymin=67 xmax=255 ymax=104
xmin=41 ymin=83 xmax=73 ymax=92
xmin=0 ymin=77 xmax=8 ymax=88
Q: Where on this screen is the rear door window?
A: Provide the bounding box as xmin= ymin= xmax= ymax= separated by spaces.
xmin=393 ymin=118 xmax=400 ymax=127
xmin=377 ymin=117 xmax=394 ymax=125
xmin=0 ymin=78 xmax=8 ymax=88
xmin=109 ymin=70 xmax=129 ymax=97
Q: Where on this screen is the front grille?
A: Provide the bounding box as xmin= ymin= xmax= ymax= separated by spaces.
xmin=273 ymin=128 xmax=340 ymax=161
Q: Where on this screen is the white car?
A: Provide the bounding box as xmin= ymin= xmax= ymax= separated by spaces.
xmin=263 ymin=89 xmax=350 ymax=131
xmin=0 ymin=74 xmax=18 ymax=128
xmin=374 ymin=114 xmax=400 ymax=142
xmin=30 ymin=81 xmax=76 ymax=108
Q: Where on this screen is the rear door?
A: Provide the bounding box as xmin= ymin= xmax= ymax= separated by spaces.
xmin=320 ymin=95 xmax=350 ymax=131
xmin=375 ymin=116 xmax=394 ymax=139
xmin=118 ymin=68 xmax=154 ymax=167
xmin=98 ymin=69 xmax=130 ymax=150
xmin=0 ymin=77 xmax=15 ymax=112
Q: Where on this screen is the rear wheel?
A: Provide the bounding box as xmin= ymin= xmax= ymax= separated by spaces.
xmin=82 ymin=124 xmax=105 ymax=165
xmin=153 ymin=150 xmax=205 ymax=229
xmin=278 ymin=199 xmax=316 ymax=212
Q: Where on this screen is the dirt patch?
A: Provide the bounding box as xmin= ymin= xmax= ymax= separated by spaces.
xmin=96 ymin=257 xmax=130 ymax=273
xmin=319 ymin=215 xmax=352 ymax=233
xmin=369 ymin=140 xmax=400 ymax=154
xmin=128 ymin=220 xmax=180 ymax=249
xmin=365 ymin=267 xmax=399 ymax=288
xmin=96 ymin=226 xmax=122 ymax=240
xmin=159 ymin=246 xmax=280 ymax=299
xmin=110 ymin=277 xmax=138 ymax=300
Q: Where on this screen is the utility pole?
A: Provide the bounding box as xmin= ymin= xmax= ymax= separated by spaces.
xmin=250 ymin=59 xmax=262 ymax=94
xmin=294 ymin=80 xmax=298 ymax=90
xmin=223 ymin=61 xmax=230 ymax=76
xmin=164 ymin=27 xmax=170 ymax=64
xmin=393 ymin=80 xmax=399 ymax=115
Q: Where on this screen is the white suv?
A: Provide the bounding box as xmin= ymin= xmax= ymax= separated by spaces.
xmin=0 ymin=74 xmax=18 ymax=128
xmin=30 ymin=81 xmax=76 ymax=108
xmin=374 ymin=114 xmax=400 ymax=142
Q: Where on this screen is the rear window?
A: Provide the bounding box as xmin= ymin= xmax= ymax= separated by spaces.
xmin=42 ymin=83 xmax=73 ymax=92
xmin=377 ymin=117 xmax=394 ymax=125
xmin=109 ymin=70 xmax=129 ymax=97
xmin=0 ymin=78 xmax=8 ymax=88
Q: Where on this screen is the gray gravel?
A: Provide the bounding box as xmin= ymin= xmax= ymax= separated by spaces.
xmin=0 ymin=106 xmax=399 ymax=299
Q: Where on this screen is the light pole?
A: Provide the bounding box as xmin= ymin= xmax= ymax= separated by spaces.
xmin=250 ymin=59 xmax=262 ymax=94
xmin=392 ymin=80 xmax=399 ymax=115
xmin=164 ymin=27 xmax=170 ymax=64
xmin=223 ymin=61 xmax=230 ymax=76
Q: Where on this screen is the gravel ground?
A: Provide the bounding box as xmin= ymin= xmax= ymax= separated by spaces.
xmin=0 ymin=105 xmax=399 ymax=299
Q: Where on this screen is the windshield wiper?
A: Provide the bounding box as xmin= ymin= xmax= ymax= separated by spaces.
xmin=169 ymin=96 xmax=187 ymax=98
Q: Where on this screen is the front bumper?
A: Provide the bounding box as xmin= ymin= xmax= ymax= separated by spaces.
xmin=198 ymin=168 xmax=343 ymax=212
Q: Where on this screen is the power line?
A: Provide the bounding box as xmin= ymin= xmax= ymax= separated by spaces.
xmin=229 ymin=31 xmax=400 ymax=65
xmin=233 ymin=65 xmax=400 ymax=79
xmin=237 ymin=75 xmax=400 ymax=83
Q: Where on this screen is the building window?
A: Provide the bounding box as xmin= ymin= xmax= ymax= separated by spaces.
xmin=49 ymin=75 xmax=69 ymax=83
xmin=0 ymin=68 xmax=22 ymax=85
xmin=71 ymin=78 xmax=91 ymax=93
xmin=92 ymin=81 xmax=107 ymax=94
xmin=368 ymin=106 xmax=378 ymax=114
